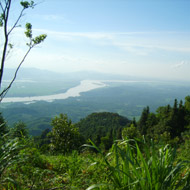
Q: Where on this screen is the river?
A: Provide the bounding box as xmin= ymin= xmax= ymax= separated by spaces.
xmin=2 ymin=79 xmax=155 ymax=103
xmin=2 ymin=80 xmax=107 ymax=103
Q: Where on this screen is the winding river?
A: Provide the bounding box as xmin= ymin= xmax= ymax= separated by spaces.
xmin=2 ymin=79 xmax=155 ymax=103
xmin=2 ymin=80 xmax=107 ymax=103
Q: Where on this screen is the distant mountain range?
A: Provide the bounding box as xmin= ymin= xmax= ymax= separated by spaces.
xmin=3 ymin=68 xmax=152 ymax=82
xmin=2 ymin=68 xmax=153 ymax=98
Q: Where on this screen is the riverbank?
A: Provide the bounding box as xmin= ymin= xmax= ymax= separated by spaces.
xmin=2 ymin=80 xmax=107 ymax=103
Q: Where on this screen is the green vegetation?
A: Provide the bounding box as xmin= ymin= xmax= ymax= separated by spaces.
xmin=0 ymin=96 xmax=190 ymax=189
xmin=49 ymin=114 xmax=84 ymax=154
xmin=85 ymin=139 xmax=190 ymax=190
xmin=75 ymin=112 xmax=130 ymax=145
xmin=2 ymin=80 xmax=190 ymax=136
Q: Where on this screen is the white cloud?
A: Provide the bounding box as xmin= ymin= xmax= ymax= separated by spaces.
xmin=36 ymin=30 xmax=114 ymax=40
xmin=3 ymin=27 xmax=190 ymax=81
xmin=41 ymin=14 xmax=72 ymax=24
xmin=172 ymin=61 xmax=188 ymax=69
xmin=33 ymin=29 xmax=190 ymax=55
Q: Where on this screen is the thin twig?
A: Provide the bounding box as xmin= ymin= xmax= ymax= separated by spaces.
xmin=0 ymin=46 xmax=32 ymax=101
xmin=0 ymin=2 xmax=4 ymax=12
xmin=8 ymin=7 xmax=25 ymax=35
xmin=4 ymin=0 xmax=10 ymax=16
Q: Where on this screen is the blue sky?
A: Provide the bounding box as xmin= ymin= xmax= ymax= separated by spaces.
xmin=5 ymin=0 xmax=190 ymax=81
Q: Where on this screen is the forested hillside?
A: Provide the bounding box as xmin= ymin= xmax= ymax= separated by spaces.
xmin=1 ymin=77 xmax=190 ymax=136
xmin=1 ymin=96 xmax=190 ymax=189
xmin=75 ymin=112 xmax=130 ymax=143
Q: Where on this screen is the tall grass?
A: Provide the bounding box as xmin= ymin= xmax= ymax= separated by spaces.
xmin=0 ymin=135 xmax=23 ymax=188
xmin=86 ymin=139 xmax=190 ymax=190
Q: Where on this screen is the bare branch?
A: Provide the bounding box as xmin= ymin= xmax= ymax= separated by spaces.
xmin=0 ymin=2 xmax=4 ymax=12
xmin=8 ymin=7 xmax=25 ymax=35
xmin=0 ymin=46 xmax=32 ymax=102
xmin=4 ymin=0 xmax=10 ymax=17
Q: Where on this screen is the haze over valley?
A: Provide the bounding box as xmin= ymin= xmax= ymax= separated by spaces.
xmin=1 ymin=68 xmax=189 ymax=135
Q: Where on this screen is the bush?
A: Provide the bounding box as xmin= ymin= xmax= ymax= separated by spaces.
xmin=86 ymin=139 xmax=190 ymax=190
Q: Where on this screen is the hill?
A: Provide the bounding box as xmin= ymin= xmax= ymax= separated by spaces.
xmin=75 ymin=112 xmax=131 ymax=142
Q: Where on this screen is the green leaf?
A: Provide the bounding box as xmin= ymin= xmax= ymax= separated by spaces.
xmin=86 ymin=184 xmax=109 ymax=190
xmin=20 ymin=1 xmax=30 ymax=8
xmin=32 ymin=34 xmax=47 ymax=45
xmin=0 ymin=14 xmax=4 ymax=27
xmin=20 ymin=1 xmax=35 ymax=9
xmin=25 ymin=23 xmax=32 ymax=38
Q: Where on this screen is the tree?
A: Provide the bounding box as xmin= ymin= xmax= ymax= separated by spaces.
xmin=122 ymin=123 xmax=141 ymax=140
xmin=37 ymin=128 xmax=51 ymax=152
xmin=95 ymin=127 xmax=102 ymax=146
xmin=117 ymin=127 xmax=122 ymax=139
xmin=146 ymin=113 xmax=158 ymax=138
xmin=11 ymin=121 xmax=29 ymax=139
xmin=138 ymin=106 xmax=150 ymax=135
xmin=0 ymin=0 xmax=47 ymax=101
xmin=49 ymin=114 xmax=83 ymax=154
xmin=76 ymin=112 xmax=130 ymax=142
xmin=101 ymin=136 xmax=112 ymax=150
xmin=184 ymin=96 xmax=190 ymax=128
xmin=185 ymin=96 xmax=190 ymax=111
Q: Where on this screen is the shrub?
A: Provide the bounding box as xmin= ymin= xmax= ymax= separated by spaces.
xmin=86 ymin=139 xmax=190 ymax=190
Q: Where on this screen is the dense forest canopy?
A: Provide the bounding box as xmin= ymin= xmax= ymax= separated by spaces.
xmin=0 ymin=96 xmax=190 ymax=189
xmin=75 ymin=112 xmax=130 ymax=141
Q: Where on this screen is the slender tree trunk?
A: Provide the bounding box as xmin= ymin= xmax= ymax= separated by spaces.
xmin=0 ymin=0 xmax=11 ymax=88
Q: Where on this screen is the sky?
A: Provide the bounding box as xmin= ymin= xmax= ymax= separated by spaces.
xmin=3 ymin=0 xmax=190 ymax=81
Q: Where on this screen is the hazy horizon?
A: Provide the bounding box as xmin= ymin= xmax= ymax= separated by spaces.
xmin=4 ymin=0 xmax=190 ymax=81
xmin=4 ymin=67 xmax=190 ymax=83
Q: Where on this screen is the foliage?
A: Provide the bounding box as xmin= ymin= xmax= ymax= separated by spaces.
xmin=2 ymin=80 xmax=190 ymax=136
xmin=3 ymin=146 xmax=58 ymax=189
xmin=0 ymin=97 xmax=190 ymax=189
xmin=179 ymin=130 xmax=190 ymax=161
xmin=20 ymin=1 xmax=35 ymax=9
xmin=49 ymin=113 xmax=84 ymax=154
xmin=184 ymin=96 xmax=190 ymax=111
xmin=0 ymin=112 xmax=8 ymax=137
xmin=10 ymin=121 xmax=29 ymax=139
xmin=25 ymin=22 xmax=47 ymax=47
xmin=35 ymin=128 xmax=51 ymax=153
xmin=101 ymin=136 xmax=112 ymax=151
xmin=138 ymin=106 xmax=150 ymax=135
xmin=76 ymin=112 xmax=131 ymax=144
xmin=136 ymin=97 xmax=190 ymax=144
xmin=0 ymin=134 xmax=24 ymax=188
xmin=86 ymin=139 xmax=190 ymax=190
xmin=122 ymin=123 xmax=141 ymax=140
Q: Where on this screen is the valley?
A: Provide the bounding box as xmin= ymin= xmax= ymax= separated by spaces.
xmin=1 ymin=68 xmax=189 ymax=136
